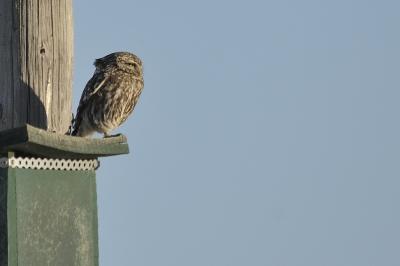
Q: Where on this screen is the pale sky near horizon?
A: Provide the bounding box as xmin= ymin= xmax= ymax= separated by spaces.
xmin=73 ymin=1 xmax=400 ymax=265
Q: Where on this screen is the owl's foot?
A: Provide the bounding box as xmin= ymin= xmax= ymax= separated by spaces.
xmin=103 ymin=133 xmax=123 ymax=138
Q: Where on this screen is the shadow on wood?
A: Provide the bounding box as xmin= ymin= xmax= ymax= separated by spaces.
xmin=0 ymin=81 xmax=48 ymax=132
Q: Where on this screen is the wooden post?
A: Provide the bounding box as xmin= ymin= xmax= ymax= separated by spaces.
xmin=0 ymin=1 xmax=129 ymax=265
xmin=0 ymin=0 xmax=74 ymax=133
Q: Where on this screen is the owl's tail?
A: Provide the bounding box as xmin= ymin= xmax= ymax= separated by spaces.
xmin=70 ymin=113 xmax=79 ymax=136
xmin=71 ymin=128 xmax=78 ymax=136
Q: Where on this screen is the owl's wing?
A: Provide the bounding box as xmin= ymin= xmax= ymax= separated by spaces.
xmin=76 ymin=71 xmax=109 ymax=116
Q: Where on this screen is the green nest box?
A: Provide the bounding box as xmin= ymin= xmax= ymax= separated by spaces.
xmin=0 ymin=125 xmax=129 ymax=266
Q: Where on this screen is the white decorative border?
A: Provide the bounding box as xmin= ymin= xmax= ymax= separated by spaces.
xmin=0 ymin=157 xmax=99 ymax=171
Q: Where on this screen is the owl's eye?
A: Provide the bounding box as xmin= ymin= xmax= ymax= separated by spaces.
xmin=127 ymin=62 xmax=136 ymax=67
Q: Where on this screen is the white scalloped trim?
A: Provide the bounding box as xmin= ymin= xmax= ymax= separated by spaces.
xmin=0 ymin=157 xmax=99 ymax=171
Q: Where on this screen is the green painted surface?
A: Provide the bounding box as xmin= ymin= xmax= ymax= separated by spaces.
xmin=0 ymin=124 xmax=129 ymax=159
xmin=0 ymin=125 xmax=125 ymax=265
xmin=7 ymin=166 xmax=17 ymax=266
xmin=15 ymin=169 xmax=98 ymax=266
xmin=0 ymin=162 xmax=9 ymax=265
xmin=0 ymin=152 xmax=99 ymax=266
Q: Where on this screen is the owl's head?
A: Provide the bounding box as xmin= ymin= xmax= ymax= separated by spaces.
xmin=95 ymin=52 xmax=143 ymax=77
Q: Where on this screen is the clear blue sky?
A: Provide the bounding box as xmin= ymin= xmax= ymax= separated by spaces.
xmin=72 ymin=1 xmax=400 ymax=265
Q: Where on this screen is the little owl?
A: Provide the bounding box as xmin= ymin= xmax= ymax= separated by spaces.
xmin=72 ymin=52 xmax=144 ymax=138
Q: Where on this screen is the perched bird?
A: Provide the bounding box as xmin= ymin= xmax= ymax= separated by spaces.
xmin=72 ymin=52 xmax=144 ymax=137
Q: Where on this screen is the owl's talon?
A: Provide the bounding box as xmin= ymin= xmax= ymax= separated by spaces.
xmin=103 ymin=133 xmax=122 ymax=138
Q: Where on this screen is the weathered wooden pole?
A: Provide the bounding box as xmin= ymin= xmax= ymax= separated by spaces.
xmin=0 ymin=0 xmax=74 ymax=133
xmin=0 ymin=1 xmax=129 ymax=265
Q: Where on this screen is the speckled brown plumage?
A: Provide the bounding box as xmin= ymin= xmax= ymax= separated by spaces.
xmin=72 ymin=52 xmax=144 ymax=137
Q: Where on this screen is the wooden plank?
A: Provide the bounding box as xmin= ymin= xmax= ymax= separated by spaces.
xmin=0 ymin=153 xmax=12 ymax=265
xmin=7 ymin=153 xmax=18 ymax=266
xmin=0 ymin=125 xmax=129 ymax=159
xmin=0 ymin=0 xmax=13 ymax=130
xmin=15 ymin=167 xmax=98 ymax=265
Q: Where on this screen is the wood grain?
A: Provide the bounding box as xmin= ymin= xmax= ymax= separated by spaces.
xmin=0 ymin=0 xmax=74 ymax=134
